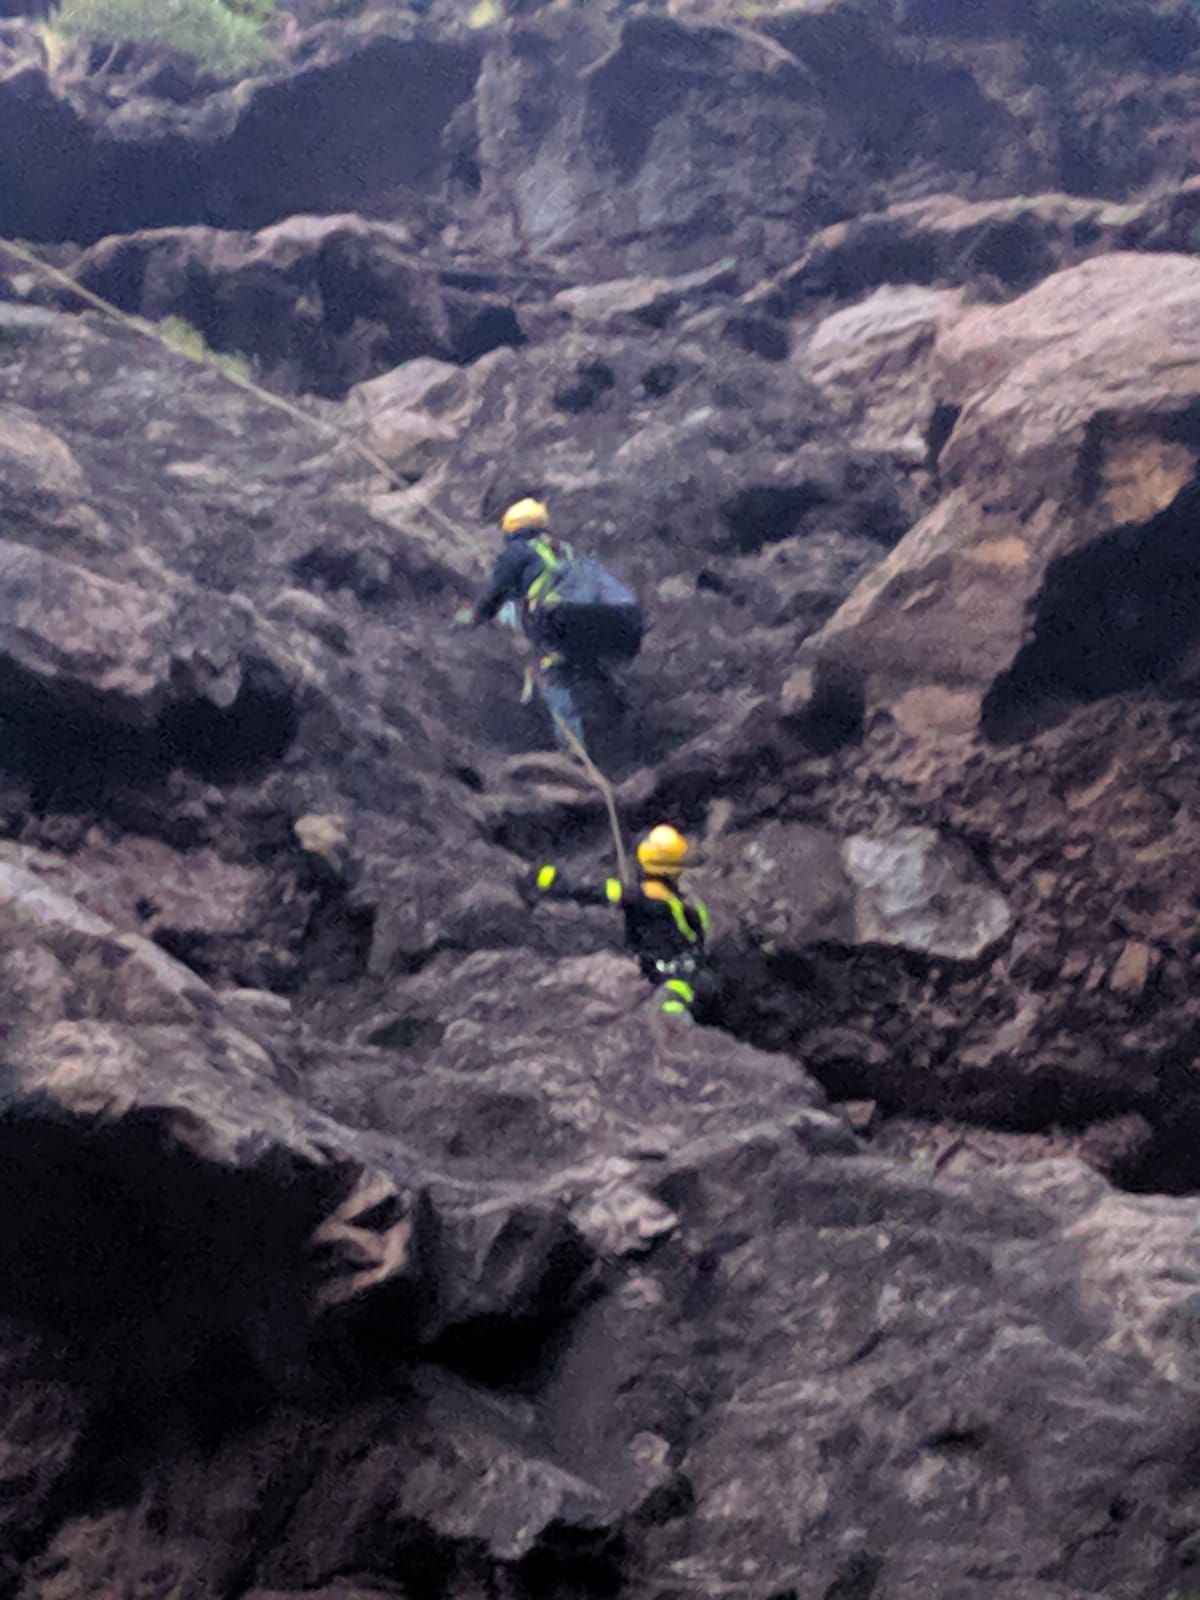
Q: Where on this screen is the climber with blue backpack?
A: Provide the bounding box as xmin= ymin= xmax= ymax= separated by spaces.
xmin=470 ymin=497 xmax=642 ymax=750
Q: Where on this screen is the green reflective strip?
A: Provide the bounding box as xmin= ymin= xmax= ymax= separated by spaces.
xmin=666 ymin=893 xmax=700 ymax=944
xmin=527 ymin=538 xmax=562 ymax=606
xmin=661 ymin=999 xmax=689 ymax=1015
xmin=527 ymin=570 xmax=556 ymax=605
xmin=527 ymin=537 xmax=575 ymax=607
xmin=536 ymin=864 xmax=557 ymax=891
xmin=530 ymin=537 xmax=563 ymax=569
xmin=665 ymin=978 xmax=695 ymax=1003
xmin=605 ymin=877 xmax=623 ymax=905
xmin=695 ymin=898 xmax=711 ymax=936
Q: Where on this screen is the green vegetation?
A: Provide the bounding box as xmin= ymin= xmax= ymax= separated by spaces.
xmin=54 ymin=0 xmax=275 ymax=79
xmin=158 ymin=316 xmax=254 ymax=383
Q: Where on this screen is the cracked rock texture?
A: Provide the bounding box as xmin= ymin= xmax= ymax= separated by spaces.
xmin=5 ymin=1 xmax=1200 ymax=1597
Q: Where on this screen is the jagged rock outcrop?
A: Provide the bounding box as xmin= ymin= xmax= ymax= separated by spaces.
xmin=9 ymin=0 xmax=1200 ymax=1595
xmin=69 ymin=216 xmax=535 ymax=397
xmin=3 ymin=0 xmax=1200 ymax=271
xmin=4 ymin=213 xmax=1200 ymax=1595
xmin=806 ymin=251 xmax=1200 ymax=737
xmin=756 ymin=182 xmax=1200 ymax=311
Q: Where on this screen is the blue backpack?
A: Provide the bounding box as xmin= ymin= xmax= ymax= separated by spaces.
xmin=525 ymin=539 xmax=643 ymax=664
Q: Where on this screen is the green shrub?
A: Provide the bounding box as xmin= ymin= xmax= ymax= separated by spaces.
xmin=54 ymin=0 xmax=275 ymax=79
xmin=158 ymin=316 xmax=254 ymax=382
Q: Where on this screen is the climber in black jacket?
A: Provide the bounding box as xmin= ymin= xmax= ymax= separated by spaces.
xmin=524 ymin=824 xmax=717 ymax=1019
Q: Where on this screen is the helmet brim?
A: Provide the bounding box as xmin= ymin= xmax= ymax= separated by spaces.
xmin=638 ymin=852 xmax=702 ymax=874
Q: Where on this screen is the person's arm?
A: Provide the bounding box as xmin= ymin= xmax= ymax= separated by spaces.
xmin=473 ymin=543 xmax=533 ymax=625
xmin=523 ymin=864 xmax=625 ymax=909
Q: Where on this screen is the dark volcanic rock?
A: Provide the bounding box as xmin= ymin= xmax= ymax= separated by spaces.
xmin=4 ymin=229 xmax=1200 ymax=1596
xmin=0 ymin=25 xmax=481 ymax=244
xmin=3 ymin=0 xmax=1200 ymax=273
xmin=692 ymin=250 xmax=1200 ymax=1187
xmin=70 ymin=215 xmax=536 ymax=397
xmin=756 ymin=184 xmax=1200 ymax=313
xmin=8 ymin=2 xmax=1200 ymax=1596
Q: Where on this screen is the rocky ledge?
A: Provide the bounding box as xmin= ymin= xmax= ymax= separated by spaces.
xmin=3 ymin=0 xmax=1200 ymax=1596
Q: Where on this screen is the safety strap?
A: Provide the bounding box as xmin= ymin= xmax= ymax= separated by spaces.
xmin=526 ymin=536 xmax=576 ymax=609
xmin=665 ymin=892 xmax=708 ymax=945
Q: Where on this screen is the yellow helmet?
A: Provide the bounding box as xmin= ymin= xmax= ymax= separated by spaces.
xmin=501 ymin=498 xmax=550 ymax=535
xmin=637 ymin=824 xmax=692 ymax=878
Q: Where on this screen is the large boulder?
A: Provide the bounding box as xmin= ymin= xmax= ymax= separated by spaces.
xmin=70 ymin=215 xmax=530 ymax=398
xmin=806 ymin=252 xmax=1200 ymax=745
xmin=803 ymin=282 xmax=962 ymax=462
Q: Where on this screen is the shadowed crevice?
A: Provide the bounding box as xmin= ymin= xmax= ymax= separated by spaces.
xmin=982 ymin=479 xmax=1200 ymax=744
xmin=0 ymin=654 xmax=298 ymax=812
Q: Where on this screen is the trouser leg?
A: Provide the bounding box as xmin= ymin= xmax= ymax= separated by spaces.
xmin=655 ymin=956 xmax=718 ymax=1022
xmin=538 ymin=661 xmax=585 ymax=750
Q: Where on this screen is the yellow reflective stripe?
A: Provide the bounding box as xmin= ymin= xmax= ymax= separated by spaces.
xmin=526 ymin=537 xmax=575 ymax=608
xmin=665 ymin=978 xmax=695 ymax=1003
xmin=665 ymin=893 xmax=700 ymax=944
xmin=530 ymin=537 xmax=562 ymax=568
xmin=536 ymin=864 xmax=558 ymax=891
xmin=661 ymin=999 xmax=688 ymax=1015
xmin=527 ymin=538 xmax=561 ymax=605
xmin=527 ymin=569 xmax=555 ymax=605
xmin=695 ymin=898 xmax=711 ymax=936
xmin=605 ymin=877 xmax=623 ymax=905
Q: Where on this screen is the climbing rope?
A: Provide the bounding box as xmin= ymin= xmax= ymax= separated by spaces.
xmin=0 ymin=238 xmax=414 ymax=492
xmin=548 ymin=709 xmax=630 ymax=888
xmin=0 ymin=237 xmax=633 ymax=883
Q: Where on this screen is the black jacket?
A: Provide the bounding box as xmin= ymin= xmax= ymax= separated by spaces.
xmin=532 ymin=867 xmax=710 ymax=981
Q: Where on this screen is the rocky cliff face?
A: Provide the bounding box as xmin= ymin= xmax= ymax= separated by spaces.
xmin=5 ymin=1 xmax=1200 ymax=1596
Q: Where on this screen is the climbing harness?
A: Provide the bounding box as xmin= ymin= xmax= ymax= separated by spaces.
xmin=640 ymin=878 xmax=710 ymax=943
xmin=525 ymin=536 xmax=576 ymax=611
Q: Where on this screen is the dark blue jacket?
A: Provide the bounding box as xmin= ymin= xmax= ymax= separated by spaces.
xmin=472 ymin=531 xmax=549 ymax=625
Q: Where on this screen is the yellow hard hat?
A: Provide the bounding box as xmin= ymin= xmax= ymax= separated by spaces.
xmin=501 ymin=498 xmax=550 ymax=535
xmin=637 ymin=824 xmax=692 ymax=878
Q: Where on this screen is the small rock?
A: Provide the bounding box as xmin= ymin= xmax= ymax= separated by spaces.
xmin=1109 ymin=940 xmax=1153 ymax=995
xmin=843 ymin=826 xmax=1012 ymax=961
xmin=841 ymin=1098 xmax=879 ymax=1135
xmin=293 ymin=813 xmax=351 ymax=876
xmin=226 ymin=988 xmax=295 ymax=1021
